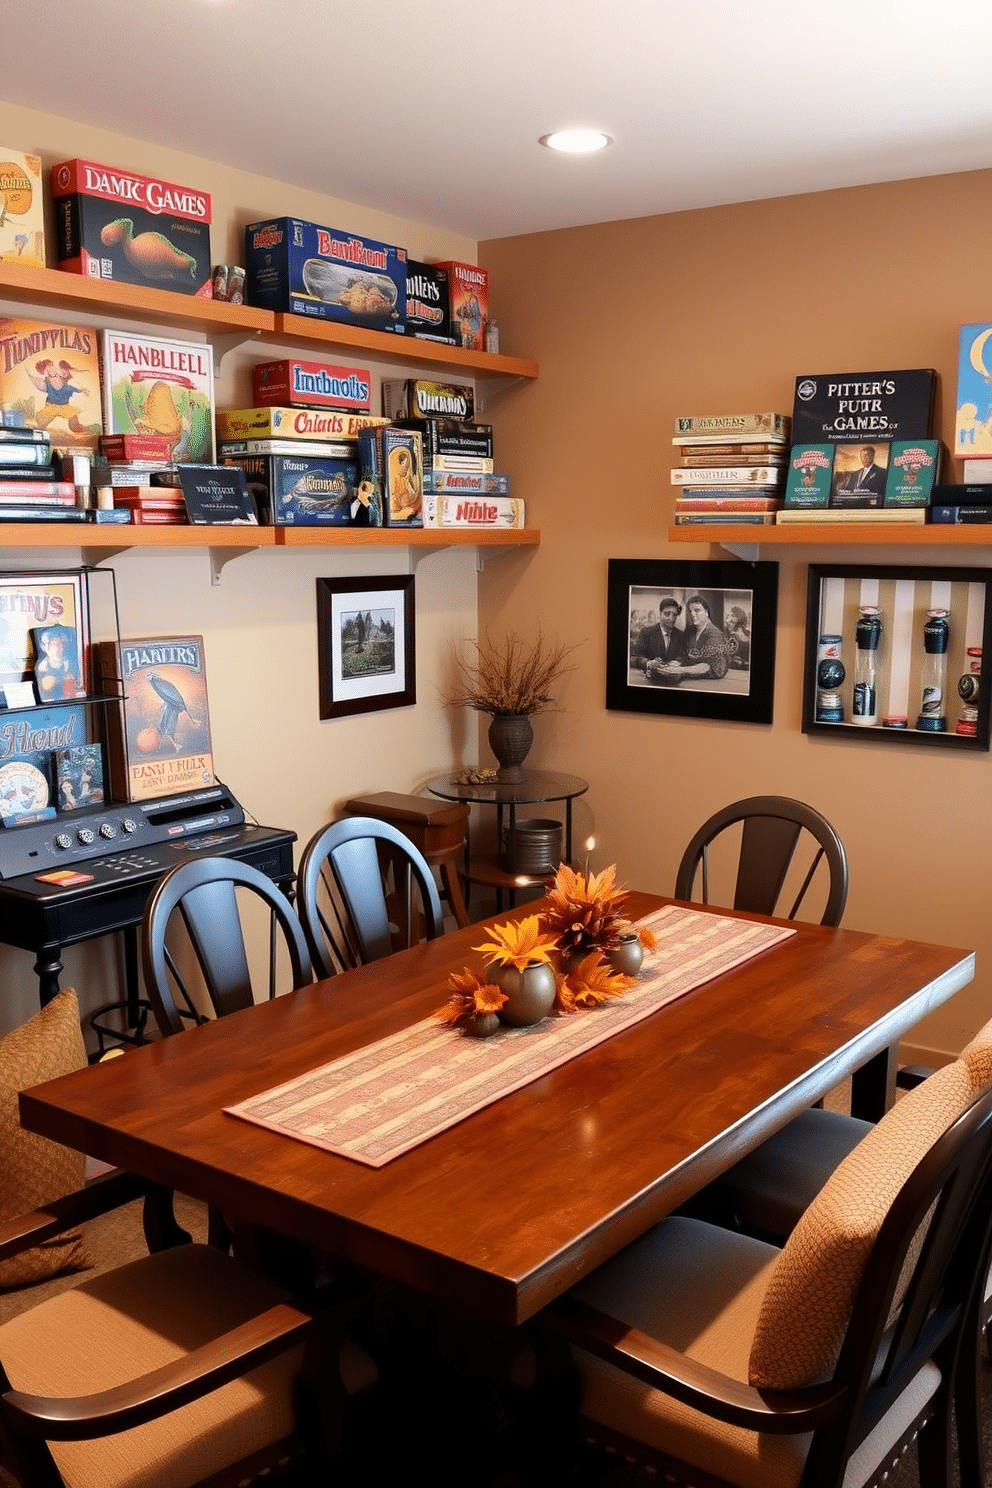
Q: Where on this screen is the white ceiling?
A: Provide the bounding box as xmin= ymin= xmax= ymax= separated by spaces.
xmin=6 ymin=0 xmax=992 ymax=242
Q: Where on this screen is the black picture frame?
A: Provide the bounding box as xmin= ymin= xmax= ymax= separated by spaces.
xmin=803 ymin=563 xmax=992 ymax=750
xmin=606 ymin=559 xmax=778 ymax=724
xmin=316 ymin=574 xmax=415 ymax=719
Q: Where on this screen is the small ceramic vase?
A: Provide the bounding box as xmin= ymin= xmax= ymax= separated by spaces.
xmin=463 ymin=1012 xmax=502 ymax=1038
xmin=607 ymin=933 xmax=644 ymax=978
xmin=492 ymin=959 xmax=557 ymax=1027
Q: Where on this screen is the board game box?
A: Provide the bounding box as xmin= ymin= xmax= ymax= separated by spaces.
xmin=0 ymin=149 xmax=46 ymax=268
xmin=431 ymin=261 xmax=488 ymax=350
xmin=0 ymin=317 xmax=103 ymax=452
xmin=245 ymin=217 xmax=406 ymax=333
xmin=51 ymin=158 xmax=212 ymax=297
xmin=404 ymin=261 xmax=455 ymax=344
xmin=252 ymin=359 xmax=372 ymax=411
xmin=357 ymin=426 xmax=423 ymax=527
xmin=101 ymin=329 xmax=215 ymax=464
xmin=791 ymin=370 xmax=936 ymax=444
xmin=955 ymin=323 xmax=992 ymax=460
xmin=221 ymin=451 xmax=364 ymax=526
xmin=97 ymin=635 xmax=214 ymax=803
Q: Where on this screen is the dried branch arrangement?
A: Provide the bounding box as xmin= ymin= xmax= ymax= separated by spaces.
xmin=442 ymin=631 xmax=580 ymax=717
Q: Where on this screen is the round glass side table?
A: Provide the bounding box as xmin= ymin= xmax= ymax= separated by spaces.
xmin=426 ymin=769 xmax=589 ymax=911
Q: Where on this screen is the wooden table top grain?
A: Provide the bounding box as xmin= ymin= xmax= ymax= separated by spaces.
xmin=20 ymin=893 xmax=974 ymax=1325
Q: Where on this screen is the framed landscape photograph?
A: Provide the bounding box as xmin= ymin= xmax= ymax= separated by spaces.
xmin=316 ymin=574 xmax=416 ymax=719
xmin=804 ymin=564 xmax=992 ymax=750
xmin=606 ymin=558 xmax=778 ymax=724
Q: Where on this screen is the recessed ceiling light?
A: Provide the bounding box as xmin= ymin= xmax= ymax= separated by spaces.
xmin=540 ymin=129 xmax=612 ymax=154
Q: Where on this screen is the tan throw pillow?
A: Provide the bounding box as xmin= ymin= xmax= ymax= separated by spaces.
xmin=748 ymin=1059 xmax=971 ymax=1391
xmin=0 ymin=989 xmax=92 ymax=1287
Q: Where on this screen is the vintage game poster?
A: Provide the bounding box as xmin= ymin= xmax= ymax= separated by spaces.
xmin=0 ymin=572 xmax=89 ymax=692
xmin=101 ymin=329 xmax=215 ymax=464
xmin=0 ymin=317 xmax=103 ymax=452
xmin=97 ymin=635 xmax=214 ymax=803
xmin=955 ymin=324 xmax=992 ymax=460
xmin=54 ymin=743 xmax=104 ymax=811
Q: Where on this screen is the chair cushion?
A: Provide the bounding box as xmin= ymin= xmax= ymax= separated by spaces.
xmin=570 ymin=1215 xmax=939 ymax=1488
xmin=713 ymin=1107 xmax=872 ymax=1242
xmin=0 ymin=989 xmax=92 ymax=1288
xmin=0 ymin=1242 xmax=305 ymax=1488
xmin=748 ymin=1059 xmax=972 ymax=1391
xmin=961 ymin=1015 xmax=992 ymax=1091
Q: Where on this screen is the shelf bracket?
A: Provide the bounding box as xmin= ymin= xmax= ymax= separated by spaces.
xmin=474 ymin=375 xmax=525 ymax=414
xmin=212 ymin=329 xmax=261 ymax=375
xmin=209 ymin=546 xmax=256 ymax=585
xmin=408 ymin=544 xmax=444 ymax=572
xmin=719 ymin=542 xmax=762 ymax=563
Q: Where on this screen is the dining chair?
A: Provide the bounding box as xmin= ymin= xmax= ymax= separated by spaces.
xmin=674 ymin=795 xmax=849 ymax=927
xmin=0 ymin=1166 xmax=376 ymax=1488
xmin=141 ymin=856 xmax=313 ymax=1037
xmin=297 ymin=816 xmax=444 ymax=978
xmin=546 ymin=1062 xmax=992 ymax=1488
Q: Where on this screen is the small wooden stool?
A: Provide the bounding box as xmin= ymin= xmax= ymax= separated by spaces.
xmin=343 ymin=791 xmax=471 ymax=928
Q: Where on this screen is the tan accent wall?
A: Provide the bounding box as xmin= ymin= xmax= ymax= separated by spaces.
xmin=481 ymin=170 xmax=992 ymax=1061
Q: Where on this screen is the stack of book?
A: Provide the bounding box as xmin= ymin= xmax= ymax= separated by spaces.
xmin=779 ymin=369 xmax=939 ymax=524
xmin=931 ymin=482 xmax=992 ymax=525
xmin=671 ymin=413 xmax=790 ymax=526
xmin=0 ymin=415 xmax=82 ymax=523
xmin=101 ymin=433 xmax=177 ymax=521
xmin=112 ymin=486 xmax=188 ymax=525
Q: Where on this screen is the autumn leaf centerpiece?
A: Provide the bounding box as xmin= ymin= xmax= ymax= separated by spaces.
xmin=438 ymin=969 xmax=509 ymax=1039
xmin=541 ymin=863 xmax=657 ymax=977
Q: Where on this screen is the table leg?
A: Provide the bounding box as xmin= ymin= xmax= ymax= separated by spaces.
xmin=850 ymin=1045 xmax=898 ymax=1121
xmin=565 ymin=800 xmax=574 ymax=865
xmin=34 ymin=944 xmax=64 ymax=1007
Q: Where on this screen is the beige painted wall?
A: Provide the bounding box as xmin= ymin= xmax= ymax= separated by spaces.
xmin=0 ymin=98 xmax=493 ymax=1038
xmin=481 ymin=169 xmax=992 ymax=1062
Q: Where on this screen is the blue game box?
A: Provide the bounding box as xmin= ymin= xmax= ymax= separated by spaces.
xmin=245 ymin=217 xmax=407 ymax=334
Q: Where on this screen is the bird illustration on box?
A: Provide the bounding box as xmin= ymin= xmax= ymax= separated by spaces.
xmin=149 ymin=673 xmax=200 ymax=749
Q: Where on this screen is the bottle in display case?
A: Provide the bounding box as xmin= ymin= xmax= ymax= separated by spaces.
xmin=956 ymin=645 xmax=982 ymax=736
xmin=916 ymin=608 xmax=950 ymax=732
xmin=815 ymin=634 xmax=845 ymax=723
xmin=851 ymin=607 xmax=882 ymax=727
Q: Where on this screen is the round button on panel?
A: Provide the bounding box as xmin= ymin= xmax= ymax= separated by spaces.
xmin=77 ymin=828 xmax=95 ymax=846
xmin=99 ymin=822 xmax=117 ymax=840
xmin=121 ymin=819 xmax=138 ymax=834
xmin=54 ymin=833 xmax=72 ymax=851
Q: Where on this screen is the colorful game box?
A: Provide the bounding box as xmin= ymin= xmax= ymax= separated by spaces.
xmin=0 ymin=149 xmax=46 ymax=268
xmin=357 ymin=426 xmax=423 ymax=527
xmin=252 ymin=359 xmax=372 ymax=411
xmin=51 ymin=158 xmax=212 ymax=296
xmin=221 ymin=451 xmax=364 ymax=526
xmin=0 ymin=317 xmax=103 ymax=453
xmin=245 ymin=217 xmax=406 ymax=333
xmin=216 ymin=406 xmax=386 ymax=444
xmin=97 ymin=635 xmax=214 ymax=803
xmin=955 ymin=324 xmax=992 ymax=459
xmin=101 ymin=329 xmax=215 ymax=464
xmin=431 ymin=261 xmax=489 ymax=350
xmin=404 ymin=261 xmax=455 ymax=344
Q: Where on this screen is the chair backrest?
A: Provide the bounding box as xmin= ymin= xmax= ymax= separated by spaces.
xmin=297 ymin=816 xmax=444 ymax=978
xmin=674 ymin=794 xmax=848 ymax=926
xmin=749 ymin=1067 xmax=992 ymax=1485
xmin=141 ymin=857 xmax=313 ymax=1036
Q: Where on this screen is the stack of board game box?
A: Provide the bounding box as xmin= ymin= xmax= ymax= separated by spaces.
xmin=381 ymin=379 xmax=523 ymax=530
xmin=671 ymin=413 xmax=790 ymax=525
xmin=779 ymin=370 xmax=940 ymax=524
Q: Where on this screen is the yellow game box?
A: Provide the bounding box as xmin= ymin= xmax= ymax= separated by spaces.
xmin=0 ymin=150 xmax=46 ymax=268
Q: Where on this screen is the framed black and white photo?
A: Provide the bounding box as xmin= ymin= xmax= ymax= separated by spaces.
xmin=804 ymin=564 xmax=992 ymax=750
xmin=316 ymin=574 xmax=415 ymax=719
xmin=606 ymin=559 xmax=778 ymax=724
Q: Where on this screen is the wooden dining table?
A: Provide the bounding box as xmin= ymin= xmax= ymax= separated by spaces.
xmin=20 ymin=892 xmax=974 ymax=1327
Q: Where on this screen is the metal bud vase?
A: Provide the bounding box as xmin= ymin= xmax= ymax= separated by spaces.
xmin=492 ymin=960 xmax=557 ymax=1027
xmin=488 ymin=713 xmax=533 ymax=780
xmin=607 ymin=933 xmax=643 ymax=978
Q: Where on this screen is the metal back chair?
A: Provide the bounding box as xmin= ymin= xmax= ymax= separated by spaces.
xmin=141 ymin=857 xmax=313 ymax=1037
xmin=674 ymin=794 xmax=848 ymax=927
xmin=297 ymin=817 xmax=444 ymax=979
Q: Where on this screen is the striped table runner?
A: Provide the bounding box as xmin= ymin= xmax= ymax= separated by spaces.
xmin=225 ymin=905 xmax=795 ymax=1167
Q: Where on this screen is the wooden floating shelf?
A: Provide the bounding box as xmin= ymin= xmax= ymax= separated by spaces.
xmin=0 ymin=263 xmax=539 ymax=381
xmin=668 ymin=524 xmax=992 ymax=547
xmin=0 ymin=524 xmax=539 ymax=552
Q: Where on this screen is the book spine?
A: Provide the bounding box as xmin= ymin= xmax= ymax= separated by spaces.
xmin=673 ymin=496 xmax=779 ymax=512
xmin=0 ymin=507 xmax=87 ymax=521
xmin=217 ymin=440 xmax=356 ymax=458
xmin=931 ymin=506 xmax=992 ymax=524
xmin=430 ymin=455 xmax=495 ymax=472
xmin=0 ymin=444 xmax=52 ymax=467
xmin=422 ymin=471 xmax=511 ymax=495
xmin=0 ymin=481 xmax=75 ymax=500
xmin=674 ymin=512 xmax=776 ymax=525
xmin=673 ymin=413 xmax=791 ymax=439
xmin=0 ymin=428 xmax=50 ymax=444
xmin=674 ymin=485 xmax=779 ymax=498
xmin=671 ymin=466 xmax=782 ymax=485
